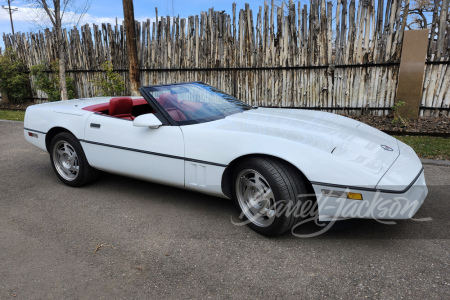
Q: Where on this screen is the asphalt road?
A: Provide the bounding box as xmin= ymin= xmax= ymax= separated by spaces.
xmin=1 ymin=120 xmax=449 ymax=299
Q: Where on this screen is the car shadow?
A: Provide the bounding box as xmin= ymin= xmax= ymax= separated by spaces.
xmin=82 ymin=172 xmax=450 ymax=240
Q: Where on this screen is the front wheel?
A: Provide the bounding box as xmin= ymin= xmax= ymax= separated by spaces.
xmin=50 ymin=132 xmax=99 ymax=187
xmin=232 ymin=157 xmax=311 ymax=237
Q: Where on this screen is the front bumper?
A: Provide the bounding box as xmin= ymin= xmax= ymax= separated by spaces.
xmin=313 ymin=169 xmax=428 ymax=221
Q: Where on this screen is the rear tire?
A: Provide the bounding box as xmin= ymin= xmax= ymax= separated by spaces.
xmin=232 ymin=157 xmax=310 ymax=237
xmin=50 ymin=132 xmax=99 ymax=187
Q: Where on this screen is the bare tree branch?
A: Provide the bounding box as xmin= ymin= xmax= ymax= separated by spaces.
xmin=25 ymin=0 xmax=92 ymax=100
xmin=406 ymin=0 xmax=436 ymax=29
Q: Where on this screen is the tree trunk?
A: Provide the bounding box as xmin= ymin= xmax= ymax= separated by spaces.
xmin=123 ymin=0 xmax=141 ymax=96
xmin=55 ymin=3 xmax=68 ymax=100
xmin=57 ymin=32 xmax=68 ymax=100
xmin=1 ymin=92 xmax=10 ymax=104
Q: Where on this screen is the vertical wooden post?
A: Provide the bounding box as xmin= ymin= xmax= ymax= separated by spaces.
xmin=1 ymin=93 xmax=10 ymax=104
xmin=3 ymin=0 xmax=16 ymax=36
xmin=123 ymin=0 xmax=141 ymax=95
xmin=396 ymin=29 xmax=429 ymax=119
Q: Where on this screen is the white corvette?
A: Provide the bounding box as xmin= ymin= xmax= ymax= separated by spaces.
xmin=24 ymin=82 xmax=428 ymax=236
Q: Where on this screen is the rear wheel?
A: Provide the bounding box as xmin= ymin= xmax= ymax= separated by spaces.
xmin=232 ymin=157 xmax=310 ymax=237
xmin=50 ymin=132 xmax=99 ymax=187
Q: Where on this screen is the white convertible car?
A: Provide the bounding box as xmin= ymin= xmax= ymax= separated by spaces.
xmin=24 ymin=82 xmax=428 ymax=236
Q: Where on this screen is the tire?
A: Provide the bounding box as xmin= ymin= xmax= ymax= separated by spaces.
xmin=50 ymin=132 xmax=99 ymax=187
xmin=232 ymin=157 xmax=311 ymax=237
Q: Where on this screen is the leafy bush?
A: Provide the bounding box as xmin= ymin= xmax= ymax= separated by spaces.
xmin=0 ymin=48 xmax=30 ymax=103
xmin=391 ymin=101 xmax=409 ymax=128
xmin=30 ymin=61 xmax=76 ymax=102
xmin=92 ymin=61 xmax=125 ymax=96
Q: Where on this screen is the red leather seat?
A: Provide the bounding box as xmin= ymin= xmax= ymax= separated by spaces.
xmin=109 ymin=97 xmax=135 ymax=120
xmin=166 ymin=108 xmax=187 ymax=121
xmin=157 ymin=93 xmax=187 ymax=122
xmin=157 ymin=92 xmax=178 ymax=108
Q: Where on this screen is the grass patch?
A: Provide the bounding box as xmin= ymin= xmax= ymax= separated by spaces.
xmin=0 ymin=110 xmax=25 ymax=121
xmin=394 ymin=135 xmax=450 ymax=161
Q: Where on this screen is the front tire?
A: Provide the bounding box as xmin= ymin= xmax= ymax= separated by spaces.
xmin=50 ymin=132 xmax=99 ymax=187
xmin=232 ymin=157 xmax=310 ymax=237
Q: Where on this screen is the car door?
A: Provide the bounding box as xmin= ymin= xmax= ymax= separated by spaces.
xmin=82 ymin=113 xmax=185 ymax=188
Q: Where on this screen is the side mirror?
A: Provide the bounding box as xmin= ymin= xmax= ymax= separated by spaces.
xmin=133 ymin=114 xmax=163 ymax=129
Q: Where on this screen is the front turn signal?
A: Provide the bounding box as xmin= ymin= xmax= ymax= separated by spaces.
xmin=347 ymin=192 xmax=363 ymax=200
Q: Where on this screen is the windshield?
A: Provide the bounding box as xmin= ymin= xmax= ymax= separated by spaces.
xmin=142 ymin=82 xmax=254 ymax=125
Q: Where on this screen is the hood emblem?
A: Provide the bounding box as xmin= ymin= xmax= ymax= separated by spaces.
xmin=381 ymin=145 xmax=393 ymax=151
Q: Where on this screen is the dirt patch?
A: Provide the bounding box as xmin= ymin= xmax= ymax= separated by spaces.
xmin=0 ymin=101 xmax=36 ymax=111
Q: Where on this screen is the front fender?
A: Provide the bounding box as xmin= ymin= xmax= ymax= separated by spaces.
xmin=182 ymin=125 xmax=383 ymax=188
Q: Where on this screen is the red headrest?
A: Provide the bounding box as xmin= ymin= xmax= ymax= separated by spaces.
xmin=157 ymin=93 xmax=178 ymax=108
xmin=109 ymin=97 xmax=133 ymax=116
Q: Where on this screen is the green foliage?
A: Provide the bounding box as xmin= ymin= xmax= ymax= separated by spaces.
xmin=391 ymin=101 xmax=409 ymax=128
xmin=92 ymin=61 xmax=125 ymax=96
xmin=391 ymin=101 xmax=406 ymax=111
xmin=0 ymin=48 xmax=30 ymax=103
xmin=0 ymin=109 xmax=25 ymax=121
xmin=30 ymin=61 xmax=76 ymax=102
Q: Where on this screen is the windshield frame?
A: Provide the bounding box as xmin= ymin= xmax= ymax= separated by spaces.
xmin=139 ymin=82 xmax=254 ymax=126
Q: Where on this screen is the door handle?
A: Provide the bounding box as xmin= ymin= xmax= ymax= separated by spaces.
xmin=90 ymin=123 xmax=101 ymax=128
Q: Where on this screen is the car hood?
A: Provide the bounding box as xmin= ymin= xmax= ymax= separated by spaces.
xmin=221 ymin=108 xmax=399 ymax=175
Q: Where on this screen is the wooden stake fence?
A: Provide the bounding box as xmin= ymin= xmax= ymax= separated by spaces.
xmin=1 ymin=0 xmax=449 ymax=116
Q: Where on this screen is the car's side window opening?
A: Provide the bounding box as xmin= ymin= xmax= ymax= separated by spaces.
xmin=132 ymin=102 xmax=154 ymax=116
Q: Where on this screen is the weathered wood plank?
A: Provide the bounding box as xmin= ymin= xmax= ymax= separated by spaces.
xmin=2 ymin=2 xmax=448 ymax=116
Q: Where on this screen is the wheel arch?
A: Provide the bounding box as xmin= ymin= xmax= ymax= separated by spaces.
xmin=221 ymin=153 xmax=315 ymax=199
xmin=45 ymin=127 xmax=75 ymax=152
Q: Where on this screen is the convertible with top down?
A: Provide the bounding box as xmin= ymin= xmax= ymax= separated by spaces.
xmin=24 ymin=82 xmax=428 ymax=236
